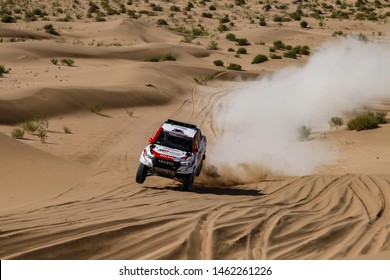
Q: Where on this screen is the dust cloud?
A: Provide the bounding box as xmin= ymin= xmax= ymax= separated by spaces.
xmin=207 ymin=38 xmax=390 ymax=182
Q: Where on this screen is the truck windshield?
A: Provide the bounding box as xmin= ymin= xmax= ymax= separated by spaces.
xmin=155 ymin=131 xmax=193 ymax=152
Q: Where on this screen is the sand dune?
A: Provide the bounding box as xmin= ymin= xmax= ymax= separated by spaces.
xmin=1 ymin=2 xmax=390 ymax=260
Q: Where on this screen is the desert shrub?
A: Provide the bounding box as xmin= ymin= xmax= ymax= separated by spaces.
xmin=50 ymin=58 xmax=59 ymax=65
xmin=273 ymin=40 xmax=286 ymax=50
xmin=209 ymin=4 xmax=216 ymax=10
xmin=227 ymin=63 xmax=242 ymax=71
xmin=213 ymin=60 xmax=224 ymax=67
xmin=375 ymin=111 xmax=387 ymax=124
xmin=88 ymin=1 xmax=100 ymax=14
xmin=300 ymin=21 xmax=308 ymax=28
xmin=126 ymin=109 xmax=134 ymax=117
xmin=157 ymin=18 xmax=168 ymax=25
xmin=170 ymin=5 xmax=181 ymax=12
xmin=207 ymin=40 xmax=218 ymax=50
xmin=1 ymin=15 xmax=15 ymax=23
xmin=259 ymin=18 xmax=267 ymax=26
xmin=21 ymin=120 xmax=38 ymax=134
xmin=90 ymin=104 xmax=103 ymax=114
xmin=235 ymin=0 xmax=246 ymax=5
xmin=162 ymin=53 xmax=176 ymax=61
xmin=185 ymin=2 xmax=194 ymax=11
xmin=127 ymin=10 xmax=138 ymax=19
xmin=37 ymin=128 xmax=47 ymax=143
xmin=270 ymin=54 xmax=282 ymax=59
xmin=219 ymin=14 xmax=230 ymax=24
xmin=43 ymin=24 xmax=60 ymax=36
xmin=298 ymin=125 xmax=312 ymax=141
xmin=193 ymin=74 xmax=214 ymax=85
xmin=192 ymin=27 xmax=208 ymax=36
xmin=63 ymin=126 xmax=72 ymax=134
xmin=226 ymin=33 xmax=236 ymax=41
xmin=252 ymin=54 xmax=268 ymax=64
xmin=332 ymin=31 xmax=344 ymax=37
xmin=151 ymin=4 xmax=163 ymax=12
xmin=290 ymin=12 xmax=301 ymax=21
xmin=60 ymin=58 xmax=75 ymax=66
xmin=33 ymin=113 xmax=49 ymax=129
xmin=95 ymin=15 xmax=106 ymax=21
xmin=329 ymin=116 xmax=344 ymax=129
xmin=11 ymin=128 xmax=25 ymax=139
xmin=144 ymin=57 xmax=160 ymax=62
xmin=273 ymin=15 xmax=284 ymax=22
xmin=217 ymin=24 xmax=228 ymax=32
xmin=283 ymin=50 xmax=298 ymax=59
xmin=236 ymin=47 xmax=247 ymax=54
xmin=228 ymin=47 xmax=235 ymax=52
xmin=236 ymin=38 xmax=250 ymax=46
xmin=346 ymin=111 xmax=386 ymax=131
xmin=202 ymin=12 xmax=213 ymax=18
xmin=0 ymin=65 xmax=10 ymax=77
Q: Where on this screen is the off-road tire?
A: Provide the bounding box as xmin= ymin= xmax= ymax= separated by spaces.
xmin=182 ymin=173 xmax=195 ymax=191
xmin=136 ymin=163 xmax=148 ymax=184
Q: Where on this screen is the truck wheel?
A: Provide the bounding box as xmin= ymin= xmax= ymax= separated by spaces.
xmin=136 ymin=163 xmax=148 ymax=184
xmin=182 ymin=174 xmax=195 ymax=191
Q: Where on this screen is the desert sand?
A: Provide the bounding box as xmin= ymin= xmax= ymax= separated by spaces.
xmin=1 ymin=0 xmax=390 ymax=260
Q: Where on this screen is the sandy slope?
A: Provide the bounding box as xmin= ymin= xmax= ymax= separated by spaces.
xmin=1 ymin=14 xmax=390 ymax=260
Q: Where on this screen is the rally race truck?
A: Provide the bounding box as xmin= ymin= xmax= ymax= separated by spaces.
xmin=136 ymin=119 xmax=206 ymax=191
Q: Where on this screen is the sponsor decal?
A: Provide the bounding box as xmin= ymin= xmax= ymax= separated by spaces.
xmin=158 ymin=159 xmax=174 ymax=166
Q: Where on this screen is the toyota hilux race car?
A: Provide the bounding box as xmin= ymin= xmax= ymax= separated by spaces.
xmin=136 ymin=119 xmax=206 ymax=191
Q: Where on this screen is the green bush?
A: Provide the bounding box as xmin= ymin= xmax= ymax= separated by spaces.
xmin=329 ymin=116 xmax=344 ymax=129
xmin=162 ymin=53 xmax=176 ymax=61
xmin=213 ymin=60 xmax=224 ymax=67
xmin=157 ymin=18 xmax=168 ymax=25
xmin=50 ymin=58 xmax=59 ymax=65
xmin=33 ymin=113 xmax=49 ymax=129
xmin=0 ymin=65 xmax=10 ymax=77
xmin=227 ymin=63 xmax=242 ymax=71
xmin=217 ymin=24 xmax=228 ymax=32
xmin=298 ymin=125 xmax=312 ymax=141
xmin=1 ymin=15 xmax=15 ymax=23
xmin=347 ymin=112 xmax=384 ymax=131
xmin=375 ymin=111 xmax=387 ymax=124
xmin=226 ymin=33 xmax=236 ymax=41
xmin=60 ymin=58 xmax=75 ymax=66
xmin=270 ymin=54 xmax=282 ymax=59
xmin=144 ymin=57 xmax=160 ymax=62
xmin=37 ymin=128 xmax=47 ymax=143
xmin=236 ymin=38 xmax=250 ymax=46
xmin=259 ymin=18 xmax=267 ymax=26
xmin=207 ymin=40 xmax=218 ymax=50
xmin=300 ymin=21 xmax=308 ymax=28
xmin=252 ymin=54 xmax=268 ymax=64
xmin=228 ymin=47 xmax=235 ymax=52
xmin=43 ymin=24 xmax=60 ymax=36
xmin=236 ymin=47 xmax=247 ymax=54
xmin=273 ymin=40 xmax=286 ymax=50
xmin=90 ymin=104 xmax=103 ymax=114
xmin=11 ymin=128 xmax=25 ymax=139
xmin=202 ymin=12 xmax=213 ymax=18
xmin=63 ymin=126 xmax=72 ymax=134
xmin=283 ymin=50 xmax=298 ymax=59
xmin=219 ymin=14 xmax=230 ymax=24
xmin=21 ymin=120 xmax=38 ymax=134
